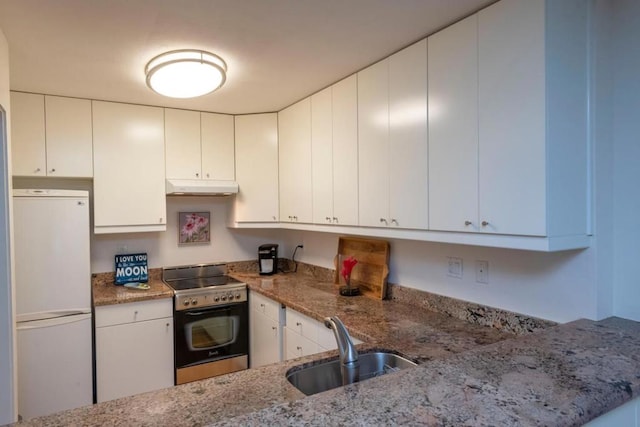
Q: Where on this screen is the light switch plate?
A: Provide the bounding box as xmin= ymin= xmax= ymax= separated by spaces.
xmin=476 ymin=260 xmax=489 ymax=284
xmin=447 ymin=257 xmax=463 ymax=278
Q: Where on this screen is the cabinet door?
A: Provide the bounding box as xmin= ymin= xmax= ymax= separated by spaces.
xmin=428 ymin=15 xmax=479 ymax=232
xmin=10 ymin=92 xmax=46 ymax=176
xmin=201 ymin=112 xmax=235 ymax=181
xmin=478 ymin=0 xmax=546 ymax=235
xmin=311 ymin=87 xmax=333 ymax=224
xmin=331 ymin=75 xmax=359 ymax=226
xmin=92 ymin=101 xmax=166 ymax=233
xmin=358 ymin=59 xmax=389 ymax=227
xmin=388 ymin=39 xmax=428 ymax=230
xmin=165 ymin=108 xmax=201 ymax=180
xmin=285 ymin=327 xmax=318 ymax=360
xmin=249 ymin=309 xmax=281 ymax=368
xmin=45 ymin=96 xmax=93 ymax=178
xmin=234 ymin=113 xmax=279 ymax=222
xmin=96 ymin=317 xmax=173 ymax=403
xmin=278 ymin=98 xmax=312 ymax=223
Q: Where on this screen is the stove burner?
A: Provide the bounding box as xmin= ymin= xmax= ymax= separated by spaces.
xmin=167 ymin=275 xmax=241 ymax=291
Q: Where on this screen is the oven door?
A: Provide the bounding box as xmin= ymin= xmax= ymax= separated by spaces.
xmin=174 ymin=302 xmax=248 ymax=369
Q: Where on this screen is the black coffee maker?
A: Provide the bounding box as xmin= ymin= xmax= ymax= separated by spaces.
xmin=258 ymin=244 xmax=278 ymax=275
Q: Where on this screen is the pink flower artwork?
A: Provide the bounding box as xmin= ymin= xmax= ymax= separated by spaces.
xmin=179 ymin=212 xmax=210 ymax=244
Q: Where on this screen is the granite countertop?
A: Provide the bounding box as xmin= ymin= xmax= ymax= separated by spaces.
xmin=92 ymin=269 xmax=173 ymax=307
xmin=15 ymin=271 xmax=640 ymax=426
xmin=233 ymin=272 xmax=512 ymax=362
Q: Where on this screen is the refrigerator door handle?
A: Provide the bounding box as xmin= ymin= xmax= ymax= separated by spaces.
xmin=17 ymin=313 xmax=92 ymax=330
xmin=16 ymin=309 xmax=92 ymax=323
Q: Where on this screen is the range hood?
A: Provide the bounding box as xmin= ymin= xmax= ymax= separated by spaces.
xmin=166 ymin=179 xmax=239 ymax=196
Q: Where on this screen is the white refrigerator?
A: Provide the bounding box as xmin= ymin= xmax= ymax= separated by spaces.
xmin=13 ymin=189 xmax=93 ymax=420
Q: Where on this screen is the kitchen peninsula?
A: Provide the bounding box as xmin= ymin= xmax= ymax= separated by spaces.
xmin=9 ymin=268 xmax=640 ymax=427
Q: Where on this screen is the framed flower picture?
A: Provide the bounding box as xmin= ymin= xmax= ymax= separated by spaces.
xmin=178 ymin=212 xmax=210 ymax=245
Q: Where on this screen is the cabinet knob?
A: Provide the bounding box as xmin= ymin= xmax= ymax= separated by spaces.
xmin=288 ymin=215 xmax=292 ymax=220
xmin=379 ymin=218 xmax=387 ymax=225
xmin=391 ymin=218 xmax=398 ymax=225
xmin=159 ymin=217 xmax=163 ymax=223
xmin=272 ymin=326 xmax=277 ymax=331
xmin=464 ymin=221 xmax=472 ymax=226
xmin=296 ymin=346 xmax=302 ymax=351
xmin=481 ymin=221 xmax=490 ymax=227
xmin=260 ymin=303 xmax=265 ymax=308
xmin=195 ymin=172 xmax=199 ymax=178
xmin=49 ymin=168 xmax=56 ymax=173
xmin=206 ymin=173 xmax=210 ymax=178
xmin=272 ymin=216 xmax=276 ymax=221
xmin=325 ymin=217 xmax=331 ymax=222
xmin=293 ymin=216 xmax=298 ymax=221
xmin=296 ymin=322 xmax=302 ymax=326
xmin=332 ymin=217 xmax=338 ymax=223
xmin=35 ymin=168 xmax=41 ymax=173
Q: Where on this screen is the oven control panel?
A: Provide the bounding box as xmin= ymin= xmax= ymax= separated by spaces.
xmin=175 ymin=284 xmax=247 ymax=311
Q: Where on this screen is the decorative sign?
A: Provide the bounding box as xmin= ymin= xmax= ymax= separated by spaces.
xmin=114 ymin=253 xmax=149 ymax=285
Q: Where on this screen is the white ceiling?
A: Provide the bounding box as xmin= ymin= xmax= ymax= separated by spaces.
xmin=0 ymin=0 xmax=494 ymax=114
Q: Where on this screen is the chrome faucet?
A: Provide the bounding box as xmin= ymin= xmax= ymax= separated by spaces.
xmin=324 ymin=316 xmax=359 ymax=366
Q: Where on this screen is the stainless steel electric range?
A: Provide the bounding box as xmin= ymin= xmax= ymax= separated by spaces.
xmin=162 ymin=263 xmax=248 ymax=385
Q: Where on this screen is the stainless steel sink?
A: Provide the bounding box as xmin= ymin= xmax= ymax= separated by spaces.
xmin=286 ymin=352 xmax=417 ymax=396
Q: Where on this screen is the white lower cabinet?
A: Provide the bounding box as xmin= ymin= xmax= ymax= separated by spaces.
xmin=285 ymin=309 xmax=361 ymax=361
xmin=249 ymin=291 xmax=284 ymax=368
xmin=95 ymin=299 xmax=174 ymax=403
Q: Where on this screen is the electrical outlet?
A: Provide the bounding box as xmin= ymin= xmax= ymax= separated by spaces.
xmin=476 ymin=260 xmax=489 ymax=284
xmin=447 ymin=257 xmax=463 ymax=278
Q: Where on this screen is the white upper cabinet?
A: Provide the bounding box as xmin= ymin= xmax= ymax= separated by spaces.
xmin=165 ymin=109 xmax=235 ymax=181
xmin=201 ymin=112 xmax=235 ymax=181
xmin=11 ymin=92 xmax=45 ymax=176
xmin=11 ymin=92 xmax=93 ymax=177
xmin=358 ymin=59 xmax=390 ymax=228
xmin=428 ymin=15 xmax=479 ymax=233
xmin=165 ymin=108 xmax=201 ymax=180
xmin=358 ymin=40 xmax=428 ymax=229
xmin=92 ymin=101 xmax=166 ymax=234
xmin=311 ymin=87 xmax=333 ymax=224
xmin=233 ymin=113 xmax=279 ymax=223
xmin=388 ymin=39 xmax=428 ymax=230
xmin=476 ymin=0 xmax=588 ymax=238
xmin=427 ymin=0 xmax=590 ymax=245
xmin=278 ymin=98 xmax=312 ymax=223
xmin=331 ymin=75 xmax=359 ymax=226
xmin=311 ymin=75 xmax=358 ymax=226
xmin=478 ymin=0 xmax=546 ymax=236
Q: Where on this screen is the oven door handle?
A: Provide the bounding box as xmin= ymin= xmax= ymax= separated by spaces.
xmin=185 ymin=307 xmax=232 ymax=316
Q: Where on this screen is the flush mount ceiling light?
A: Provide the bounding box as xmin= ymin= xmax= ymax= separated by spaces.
xmin=145 ymin=49 xmax=227 ymax=98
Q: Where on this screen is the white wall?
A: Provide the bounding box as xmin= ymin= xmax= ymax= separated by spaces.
xmin=91 ymin=197 xmax=290 ymax=273
xmin=612 ymin=0 xmax=640 ymax=321
xmin=284 ymin=231 xmax=598 ymax=323
xmin=0 ymin=24 xmax=17 ymax=425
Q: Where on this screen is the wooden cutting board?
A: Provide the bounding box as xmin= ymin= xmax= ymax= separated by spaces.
xmin=333 ymin=236 xmax=390 ymax=300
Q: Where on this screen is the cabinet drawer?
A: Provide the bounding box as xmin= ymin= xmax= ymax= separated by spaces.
xmin=286 ymin=308 xmax=319 ymax=342
xmin=250 ymin=291 xmax=282 ymax=322
xmin=95 ymin=298 xmax=172 ymax=328
xmin=285 ymin=327 xmax=318 ymax=359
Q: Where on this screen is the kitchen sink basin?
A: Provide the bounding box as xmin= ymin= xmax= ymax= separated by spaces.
xmin=286 ymin=352 xmax=417 ymax=396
